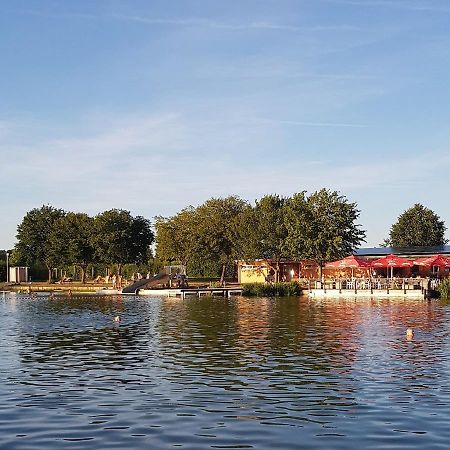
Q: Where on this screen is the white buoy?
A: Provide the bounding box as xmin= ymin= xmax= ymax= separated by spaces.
xmin=406 ymin=328 xmax=414 ymax=338
xmin=114 ymin=316 xmax=121 ymax=323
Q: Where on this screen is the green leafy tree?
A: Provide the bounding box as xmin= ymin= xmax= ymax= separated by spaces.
xmin=235 ymin=194 xmax=287 ymax=281
xmin=13 ymin=205 xmax=66 ymax=282
xmin=92 ymin=209 xmax=154 ymax=275
xmin=155 ymin=207 xmax=196 ymax=267
xmin=48 ymin=213 xmax=96 ymax=283
xmin=194 ymin=196 xmax=249 ymax=284
xmin=285 ymin=189 xmax=366 ymax=277
xmin=386 ymin=204 xmax=447 ymax=247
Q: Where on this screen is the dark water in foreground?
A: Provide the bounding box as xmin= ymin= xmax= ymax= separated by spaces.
xmin=1 ymin=294 xmax=450 ymax=449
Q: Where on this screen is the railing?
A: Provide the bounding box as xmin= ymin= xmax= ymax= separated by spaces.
xmin=307 ymin=278 xmax=430 ymax=295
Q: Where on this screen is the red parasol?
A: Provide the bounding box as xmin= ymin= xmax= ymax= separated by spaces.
xmin=325 ymin=255 xmax=371 ymax=278
xmin=371 ymin=254 xmax=413 ymax=278
xmin=414 ymin=254 xmax=450 ymax=268
xmin=325 ymin=255 xmax=371 ymax=268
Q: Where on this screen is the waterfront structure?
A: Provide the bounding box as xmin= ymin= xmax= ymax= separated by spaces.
xmin=237 ymin=245 xmax=450 ymax=284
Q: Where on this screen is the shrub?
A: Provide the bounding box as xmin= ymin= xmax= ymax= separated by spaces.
xmin=438 ymin=278 xmax=450 ymax=300
xmin=242 ymin=281 xmax=302 ymax=297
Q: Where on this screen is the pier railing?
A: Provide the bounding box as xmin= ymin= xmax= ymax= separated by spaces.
xmin=307 ymin=278 xmax=432 ymax=296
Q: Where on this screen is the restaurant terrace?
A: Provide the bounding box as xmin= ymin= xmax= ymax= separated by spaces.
xmin=237 ymin=246 xmax=450 ymax=298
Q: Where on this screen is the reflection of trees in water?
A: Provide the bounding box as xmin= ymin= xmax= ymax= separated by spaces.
xmin=264 ymin=298 xmax=359 ymax=404
xmin=157 ymin=296 xmax=350 ymax=376
xmin=19 ymin=325 xmax=147 ymax=368
xmin=22 ymin=296 xmax=126 ymax=315
xmin=158 ymin=297 xmax=358 ymax=410
xmin=16 ymin=297 xmax=156 ymax=372
xmin=158 ymin=297 xmax=240 ymax=372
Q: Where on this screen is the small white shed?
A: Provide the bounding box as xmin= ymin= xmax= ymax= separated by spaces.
xmin=9 ymin=267 xmax=29 ymax=283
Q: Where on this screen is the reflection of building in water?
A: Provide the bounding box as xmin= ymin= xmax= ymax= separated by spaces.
xmin=235 ymin=298 xmax=271 ymax=354
xmin=318 ymin=298 xmax=448 ymax=394
xmin=315 ymin=300 xmax=361 ymax=373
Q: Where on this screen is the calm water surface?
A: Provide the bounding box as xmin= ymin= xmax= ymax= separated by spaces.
xmin=1 ymin=294 xmax=450 ymax=449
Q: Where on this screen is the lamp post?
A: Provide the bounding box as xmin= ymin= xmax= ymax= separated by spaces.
xmin=6 ymin=251 xmax=9 ymax=283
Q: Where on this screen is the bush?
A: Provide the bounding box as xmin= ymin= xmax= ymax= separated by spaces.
xmin=438 ymin=278 xmax=450 ymax=300
xmin=242 ymin=281 xmax=302 ymax=297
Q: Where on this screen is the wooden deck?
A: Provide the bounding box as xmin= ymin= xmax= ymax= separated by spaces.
xmin=138 ymin=287 xmax=243 ymax=298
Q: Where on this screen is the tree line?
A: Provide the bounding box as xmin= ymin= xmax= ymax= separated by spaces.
xmin=155 ymin=189 xmax=366 ymax=283
xmin=9 ymin=195 xmax=447 ymax=284
xmin=12 ymin=206 xmax=154 ymax=283
xmin=155 ymin=196 xmax=447 ymax=282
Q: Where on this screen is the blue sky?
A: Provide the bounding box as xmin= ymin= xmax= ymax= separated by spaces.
xmin=1 ymin=0 xmax=450 ymax=248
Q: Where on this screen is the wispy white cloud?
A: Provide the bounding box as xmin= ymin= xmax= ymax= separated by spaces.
xmin=16 ymin=9 xmax=97 ymax=20
xmin=1 ymin=111 xmax=450 ymax=248
xmin=320 ymin=0 xmax=450 ymax=13
xmin=111 ymin=14 xmax=360 ymax=33
xmin=16 ymin=9 xmax=359 ymax=32
xmin=255 ymin=118 xmax=368 ymax=128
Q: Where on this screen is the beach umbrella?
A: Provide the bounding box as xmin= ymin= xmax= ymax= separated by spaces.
xmin=325 ymin=255 xmax=371 ymax=278
xmin=414 ymin=254 xmax=450 ymax=276
xmin=371 ymin=254 xmax=413 ymax=279
xmin=414 ymin=254 xmax=450 ymax=268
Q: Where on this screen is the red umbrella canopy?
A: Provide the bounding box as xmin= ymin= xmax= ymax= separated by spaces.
xmin=371 ymin=254 xmax=414 ymax=268
xmin=414 ymin=254 xmax=450 ymax=268
xmin=325 ymin=255 xmax=371 ymax=268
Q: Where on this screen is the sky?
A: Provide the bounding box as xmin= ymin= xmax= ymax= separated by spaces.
xmin=1 ymin=0 xmax=450 ymax=249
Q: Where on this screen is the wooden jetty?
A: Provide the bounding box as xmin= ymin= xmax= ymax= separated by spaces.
xmin=138 ymin=287 xmax=243 ymax=298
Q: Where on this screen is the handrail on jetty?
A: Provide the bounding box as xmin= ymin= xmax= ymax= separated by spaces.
xmin=307 ymin=277 xmax=433 ymax=298
xmin=180 ymin=287 xmax=242 ymax=299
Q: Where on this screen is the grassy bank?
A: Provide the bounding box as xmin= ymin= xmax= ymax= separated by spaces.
xmin=242 ymin=282 xmax=302 ymax=297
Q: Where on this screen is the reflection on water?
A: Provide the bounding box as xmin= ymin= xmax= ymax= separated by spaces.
xmin=1 ymin=294 xmax=450 ymax=449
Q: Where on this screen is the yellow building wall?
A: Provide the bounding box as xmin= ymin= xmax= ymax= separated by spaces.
xmin=239 ymin=265 xmax=269 ymax=284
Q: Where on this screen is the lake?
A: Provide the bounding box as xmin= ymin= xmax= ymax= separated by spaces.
xmin=1 ymin=293 xmax=450 ymax=449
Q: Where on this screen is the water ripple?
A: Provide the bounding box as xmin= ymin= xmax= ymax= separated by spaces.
xmin=0 ymin=295 xmax=450 ymax=449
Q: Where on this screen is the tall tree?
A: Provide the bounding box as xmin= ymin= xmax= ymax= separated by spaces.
xmin=386 ymin=204 xmax=447 ymax=247
xmin=235 ymin=194 xmax=287 ymax=281
xmin=194 ymin=196 xmax=249 ymax=284
xmin=155 ymin=206 xmax=196 ymax=267
xmin=285 ymin=189 xmax=366 ymax=277
xmin=48 ymin=213 xmax=96 ymax=283
xmin=14 ymin=205 xmax=66 ymax=282
xmin=92 ymin=209 xmax=154 ymax=275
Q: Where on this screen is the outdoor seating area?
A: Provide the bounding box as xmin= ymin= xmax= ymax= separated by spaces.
xmin=318 ymin=277 xmax=426 ymax=292
xmin=309 ymin=253 xmax=449 ymax=297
